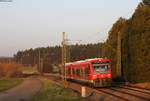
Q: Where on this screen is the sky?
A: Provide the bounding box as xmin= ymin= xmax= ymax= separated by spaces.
xmin=0 ymin=0 xmax=141 ymax=57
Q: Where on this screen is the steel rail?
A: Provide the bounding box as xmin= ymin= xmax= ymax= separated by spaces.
xmin=109 ymin=88 xmax=150 ymax=101
xmin=94 ymin=89 xmax=131 ymax=101
xmin=119 ymin=86 xmax=150 ymax=95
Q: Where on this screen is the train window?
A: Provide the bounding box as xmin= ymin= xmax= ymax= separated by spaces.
xmin=72 ymin=68 xmax=75 ymax=75
xmin=75 ymin=68 xmax=77 ymax=76
xmin=81 ymin=68 xmax=83 ymax=76
xmin=93 ymin=64 xmax=109 ymax=74
xmin=68 ymin=68 xmax=71 ymax=75
xmin=82 ymin=67 xmax=85 ymax=78
xmin=85 ymin=67 xmax=90 ymax=77
xmin=80 ymin=68 xmax=82 ymax=76
xmin=76 ymin=69 xmax=80 ymax=76
xmin=66 ymin=68 xmax=68 ymax=74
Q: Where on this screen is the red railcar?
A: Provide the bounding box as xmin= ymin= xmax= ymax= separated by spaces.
xmin=65 ymin=58 xmax=112 ymax=87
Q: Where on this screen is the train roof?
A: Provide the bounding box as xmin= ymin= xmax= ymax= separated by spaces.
xmin=85 ymin=58 xmax=103 ymax=61
xmin=69 ymin=57 xmax=110 ymax=65
xmin=85 ymin=58 xmax=110 ymax=62
xmin=65 ymin=62 xmax=72 ymax=66
xmin=75 ymin=60 xmax=86 ymax=63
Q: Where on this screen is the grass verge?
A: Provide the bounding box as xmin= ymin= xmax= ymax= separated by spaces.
xmin=31 ymin=79 xmax=82 ymax=101
xmin=0 ymin=78 xmax=23 ymax=92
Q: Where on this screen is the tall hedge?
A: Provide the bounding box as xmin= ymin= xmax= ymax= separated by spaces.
xmin=122 ymin=3 xmax=150 ymax=83
xmin=105 ymin=3 xmax=150 ymax=83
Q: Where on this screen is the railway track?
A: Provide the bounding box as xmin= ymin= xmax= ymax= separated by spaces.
xmin=94 ymin=88 xmax=131 ymax=101
xmin=95 ymin=85 xmax=150 ymax=101
xmin=119 ymin=85 xmax=150 ymax=95
xmin=42 ymin=74 xmax=150 ymax=101
xmin=122 ymin=85 xmax=150 ymax=93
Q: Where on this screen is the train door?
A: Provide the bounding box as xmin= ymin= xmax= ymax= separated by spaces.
xmin=68 ymin=66 xmax=71 ymax=78
xmin=72 ymin=66 xmax=76 ymax=78
xmin=84 ymin=64 xmax=90 ymax=80
xmin=70 ymin=64 xmax=73 ymax=78
xmin=81 ymin=64 xmax=86 ymax=80
xmin=89 ymin=63 xmax=94 ymax=80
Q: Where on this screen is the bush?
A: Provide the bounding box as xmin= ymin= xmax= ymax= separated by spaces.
xmin=0 ymin=63 xmax=22 ymax=77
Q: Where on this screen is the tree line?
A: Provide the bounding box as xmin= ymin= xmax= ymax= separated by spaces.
xmin=14 ymin=43 xmax=102 ymax=66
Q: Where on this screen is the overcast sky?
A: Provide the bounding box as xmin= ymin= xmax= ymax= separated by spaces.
xmin=0 ymin=0 xmax=141 ymax=57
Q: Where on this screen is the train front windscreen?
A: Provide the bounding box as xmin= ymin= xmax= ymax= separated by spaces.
xmin=92 ymin=61 xmax=110 ymax=74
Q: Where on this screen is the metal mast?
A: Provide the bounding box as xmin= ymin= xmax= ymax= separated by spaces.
xmin=62 ymin=32 xmax=67 ymax=81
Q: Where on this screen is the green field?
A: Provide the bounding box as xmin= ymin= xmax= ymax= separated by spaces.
xmin=22 ymin=66 xmax=38 ymax=73
xmin=31 ymin=79 xmax=82 ymax=101
xmin=0 ymin=78 xmax=23 ymax=92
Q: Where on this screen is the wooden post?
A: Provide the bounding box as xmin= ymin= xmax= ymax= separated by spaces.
xmin=81 ymin=86 xmax=86 ymax=97
xmin=116 ymin=31 xmax=122 ymax=77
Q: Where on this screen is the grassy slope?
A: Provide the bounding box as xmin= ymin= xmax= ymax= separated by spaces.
xmin=31 ymin=79 xmax=82 ymax=101
xmin=0 ymin=78 xmax=23 ymax=92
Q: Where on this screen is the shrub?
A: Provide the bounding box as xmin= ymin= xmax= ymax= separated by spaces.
xmin=0 ymin=63 xmax=22 ymax=77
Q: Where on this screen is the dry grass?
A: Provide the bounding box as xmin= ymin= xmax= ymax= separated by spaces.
xmin=31 ymin=78 xmax=81 ymax=101
xmin=132 ymin=82 xmax=150 ymax=89
xmin=0 ymin=63 xmax=22 ymax=77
